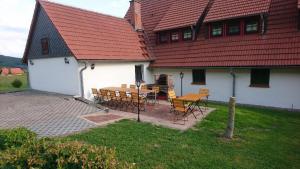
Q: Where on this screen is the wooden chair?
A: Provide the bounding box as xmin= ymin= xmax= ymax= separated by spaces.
xmin=130 ymin=84 xmax=136 ymax=89
xmin=108 ymin=90 xmax=120 ymax=109
xmin=148 ymin=86 xmax=159 ymax=104
xmin=172 ymin=98 xmax=190 ymax=125
xmin=141 ymin=84 xmax=147 ymax=90
xmin=168 ymin=89 xmax=177 ymax=113
xmin=199 ymin=88 xmax=209 ymax=109
xmin=91 ymin=88 xmax=99 ymax=101
xmin=100 ymin=89 xmax=110 ymax=105
xmin=131 ymin=92 xmax=146 ymax=112
xmin=119 ymin=91 xmax=131 ymax=110
xmin=121 ymin=84 xmax=127 ymax=88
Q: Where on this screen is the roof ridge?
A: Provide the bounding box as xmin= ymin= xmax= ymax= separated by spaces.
xmin=38 ymin=0 xmax=126 ymax=21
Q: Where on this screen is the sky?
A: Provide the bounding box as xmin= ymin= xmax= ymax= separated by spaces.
xmin=0 ymin=0 xmax=130 ymax=58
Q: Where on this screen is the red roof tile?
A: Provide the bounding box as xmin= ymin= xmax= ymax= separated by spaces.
xmin=154 ymin=0 xmax=209 ymax=31
xmin=34 ymin=0 xmax=149 ymax=61
xmin=205 ymin=0 xmax=272 ymax=22
xmin=135 ymin=0 xmax=300 ymax=67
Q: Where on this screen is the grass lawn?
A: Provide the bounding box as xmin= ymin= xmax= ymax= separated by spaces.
xmin=0 ymin=74 xmax=28 ymax=92
xmin=67 ymin=103 xmax=300 ymax=169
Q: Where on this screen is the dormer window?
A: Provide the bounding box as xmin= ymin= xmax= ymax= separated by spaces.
xmin=183 ymin=28 xmax=192 ymax=40
xmin=159 ymin=32 xmax=168 ymax=43
xmin=171 ymin=31 xmax=179 ymax=42
xmin=41 ymin=38 xmax=49 ymax=55
xmin=211 ymin=23 xmax=223 ymax=37
xmin=227 ymin=21 xmax=240 ymax=35
xmin=245 ymin=17 xmax=259 ymax=34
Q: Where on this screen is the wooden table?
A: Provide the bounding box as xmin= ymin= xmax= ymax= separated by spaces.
xmin=177 ymin=93 xmax=206 ymax=118
xmin=101 ymin=87 xmax=157 ymax=101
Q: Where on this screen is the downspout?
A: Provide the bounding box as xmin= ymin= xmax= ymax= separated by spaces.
xmin=230 ymin=68 xmax=236 ymax=97
xmin=79 ymin=61 xmax=87 ymax=98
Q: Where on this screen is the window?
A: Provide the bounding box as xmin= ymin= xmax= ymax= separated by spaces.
xmin=135 ymin=65 xmax=144 ymax=82
xmin=211 ymin=23 xmax=223 ymax=37
xmin=245 ymin=18 xmax=259 ymax=34
xmin=41 ymin=38 xmax=49 ymax=55
xmin=183 ymin=28 xmax=192 ymax=40
xmin=171 ymin=31 xmax=179 ymax=42
xmin=227 ymin=21 xmax=240 ymax=35
xmin=250 ymin=69 xmax=270 ymax=87
xmin=159 ymin=32 xmax=168 ymax=43
xmin=192 ymin=69 xmax=206 ymax=84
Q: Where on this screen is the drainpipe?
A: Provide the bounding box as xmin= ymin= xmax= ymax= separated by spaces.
xmin=79 ymin=61 xmax=87 ymax=98
xmin=230 ymin=68 xmax=236 ymax=97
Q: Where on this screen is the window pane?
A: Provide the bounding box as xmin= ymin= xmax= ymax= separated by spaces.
xmin=159 ymin=32 xmax=168 ymax=43
xmin=227 ymin=21 xmax=240 ymax=35
xmin=183 ymin=29 xmax=192 ymax=40
xmin=41 ymin=38 xmax=49 ymax=55
xmin=245 ymin=19 xmax=259 ymax=33
xmin=211 ymin=23 xmax=223 ymax=37
xmin=135 ymin=65 xmax=144 ymax=82
xmin=250 ymin=69 xmax=270 ymax=87
xmin=192 ymin=69 xmax=206 ymax=84
xmin=171 ymin=32 xmax=179 ymax=41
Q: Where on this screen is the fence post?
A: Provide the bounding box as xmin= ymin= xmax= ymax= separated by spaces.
xmin=224 ymin=97 xmax=236 ymax=139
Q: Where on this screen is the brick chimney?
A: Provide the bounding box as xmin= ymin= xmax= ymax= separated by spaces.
xmin=130 ymin=0 xmax=143 ymax=31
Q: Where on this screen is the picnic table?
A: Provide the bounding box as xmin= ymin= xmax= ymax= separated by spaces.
xmin=177 ymin=93 xmax=207 ymax=118
xmin=101 ymin=87 xmax=157 ymax=102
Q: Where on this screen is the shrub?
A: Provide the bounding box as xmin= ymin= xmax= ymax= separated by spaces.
xmin=0 ymin=128 xmax=36 ymax=150
xmin=11 ymin=79 xmax=22 ymax=88
xmin=0 ymin=139 xmax=135 ymax=169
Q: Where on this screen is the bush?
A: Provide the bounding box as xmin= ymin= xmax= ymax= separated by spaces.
xmin=0 ymin=128 xmax=135 ymax=169
xmin=0 ymin=128 xmax=36 ymax=150
xmin=11 ymin=79 xmax=22 ymax=88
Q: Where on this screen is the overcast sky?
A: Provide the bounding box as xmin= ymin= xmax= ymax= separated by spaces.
xmin=0 ymin=0 xmax=130 ymax=58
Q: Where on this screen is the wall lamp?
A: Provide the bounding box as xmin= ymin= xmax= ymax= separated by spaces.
xmin=64 ymin=57 xmax=70 ymax=64
xmin=91 ymin=63 xmax=95 ymax=70
xmin=29 ymin=60 xmax=34 ymax=65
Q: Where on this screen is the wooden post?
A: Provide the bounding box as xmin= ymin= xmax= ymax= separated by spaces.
xmin=224 ymin=97 xmax=236 ymax=139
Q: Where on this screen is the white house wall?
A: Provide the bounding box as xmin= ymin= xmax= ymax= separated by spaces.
xmin=28 ymin=57 xmax=81 ymax=96
xmin=81 ymin=61 xmax=152 ymax=100
xmin=153 ymin=68 xmax=300 ymax=109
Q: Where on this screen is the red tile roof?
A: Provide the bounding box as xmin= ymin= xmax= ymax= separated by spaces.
xmin=205 ymin=0 xmax=272 ymax=22
xmin=135 ymin=0 xmax=300 ymax=67
xmin=153 ymin=0 xmax=209 ymax=31
xmin=25 ymin=0 xmax=149 ymax=61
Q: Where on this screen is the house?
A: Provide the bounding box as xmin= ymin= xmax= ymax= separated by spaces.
xmin=10 ymin=68 xmax=24 ymax=75
xmin=0 ymin=68 xmax=9 ymax=76
xmin=23 ymin=0 xmax=300 ymax=109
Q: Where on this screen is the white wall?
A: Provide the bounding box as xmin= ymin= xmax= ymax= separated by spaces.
xmin=28 ymin=57 xmax=81 ymax=96
xmin=81 ymin=61 xmax=152 ymax=100
xmin=153 ymin=68 xmax=300 ymax=109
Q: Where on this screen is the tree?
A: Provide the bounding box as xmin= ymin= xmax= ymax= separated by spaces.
xmin=224 ymin=97 xmax=236 ymax=139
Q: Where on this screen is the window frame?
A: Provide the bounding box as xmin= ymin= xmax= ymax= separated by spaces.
xmin=159 ymin=32 xmax=169 ymax=43
xmin=210 ymin=22 xmax=223 ymax=37
xmin=192 ymin=69 xmax=206 ymax=85
xmin=250 ymin=69 xmax=270 ymax=88
xmin=182 ymin=28 xmax=193 ymax=41
xmin=41 ymin=38 xmax=49 ymax=55
xmin=244 ymin=17 xmax=260 ymax=34
xmin=226 ymin=20 xmax=241 ymax=36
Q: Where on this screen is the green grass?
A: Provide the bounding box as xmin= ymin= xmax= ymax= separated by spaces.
xmin=67 ymin=103 xmax=300 ymax=169
xmin=0 ymin=74 xmax=28 ymax=92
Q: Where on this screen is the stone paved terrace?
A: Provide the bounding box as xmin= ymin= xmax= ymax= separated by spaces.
xmin=0 ymin=91 xmax=100 ymax=137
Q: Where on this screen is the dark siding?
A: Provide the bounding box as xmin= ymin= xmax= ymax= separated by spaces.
xmin=28 ymin=7 xmax=72 ymax=59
